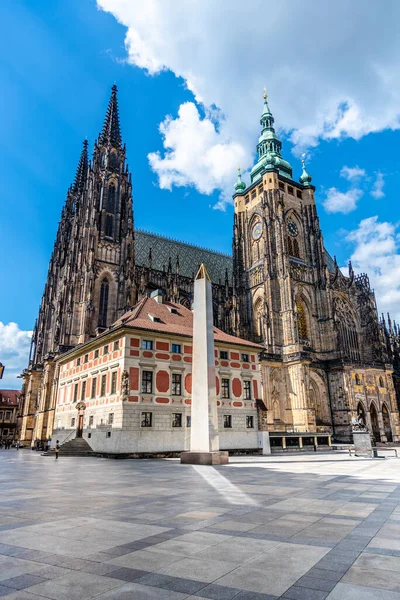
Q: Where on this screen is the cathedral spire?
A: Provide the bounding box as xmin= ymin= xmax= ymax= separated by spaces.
xmin=249 ymin=88 xmax=293 ymax=184
xmin=100 ymin=84 xmax=122 ymax=148
xmin=72 ymin=139 xmax=89 ymax=193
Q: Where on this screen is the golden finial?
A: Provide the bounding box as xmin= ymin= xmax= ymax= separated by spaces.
xmin=301 ymin=152 xmax=306 ymax=165
xmin=238 ymin=167 xmax=241 ymax=173
xmin=263 ymin=86 xmax=267 ymax=100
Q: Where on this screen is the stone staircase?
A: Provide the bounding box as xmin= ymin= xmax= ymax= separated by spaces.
xmin=53 ymin=438 xmax=94 ymax=456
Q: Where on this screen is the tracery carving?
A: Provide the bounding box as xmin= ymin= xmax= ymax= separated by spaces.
xmin=333 ymin=297 xmax=360 ymax=362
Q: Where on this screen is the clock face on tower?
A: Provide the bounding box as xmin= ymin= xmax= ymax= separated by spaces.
xmin=252 ymin=222 xmax=262 ymax=241
xmin=287 ymin=219 xmax=299 ymax=237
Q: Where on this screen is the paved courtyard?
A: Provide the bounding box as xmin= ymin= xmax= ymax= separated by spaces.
xmin=1 ymin=451 xmax=400 ymax=599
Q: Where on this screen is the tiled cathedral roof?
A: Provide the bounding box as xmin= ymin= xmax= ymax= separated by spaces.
xmin=135 ymin=230 xmax=336 ymax=280
xmin=134 ymin=230 xmax=233 ymax=284
xmin=324 ymin=250 xmax=337 ymax=274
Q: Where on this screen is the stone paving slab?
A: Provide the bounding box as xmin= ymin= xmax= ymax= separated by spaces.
xmin=1 ymin=451 xmax=400 ymax=599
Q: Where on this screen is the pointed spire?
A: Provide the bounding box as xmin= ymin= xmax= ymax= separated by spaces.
xmin=100 ymin=84 xmax=122 ymax=148
xmin=249 ymin=88 xmax=293 ymax=183
xmin=262 ymin=87 xmax=272 ymax=117
xmin=72 ymin=140 xmax=88 ymax=194
xmin=348 ymin=260 xmax=354 ymax=281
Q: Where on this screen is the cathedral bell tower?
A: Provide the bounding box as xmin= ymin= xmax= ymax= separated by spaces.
xmin=232 ymin=90 xmax=332 ymax=434
xmin=20 ymin=85 xmax=134 ymax=445
xmin=85 ymin=84 xmax=134 ymax=339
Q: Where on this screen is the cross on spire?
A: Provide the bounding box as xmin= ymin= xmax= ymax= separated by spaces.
xmin=100 ymin=84 xmax=122 ymax=148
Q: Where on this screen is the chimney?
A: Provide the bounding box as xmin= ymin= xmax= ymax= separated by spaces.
xmin=150 ymin=289 xmax=164 ymax=304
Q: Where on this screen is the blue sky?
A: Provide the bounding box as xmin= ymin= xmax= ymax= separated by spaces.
xmin=1 ymin=0 xmax=400 ymax=387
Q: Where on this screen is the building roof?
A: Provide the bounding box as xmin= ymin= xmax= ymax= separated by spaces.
xmin=324 ymin=250 xmax=337 ymax=274
xmin=134 ymin=230 xmax=232 ymax=284
xmin=0 ymin=390 xmax=21 ymax=405
xmin=134 ymin=229 xmax=337 ymax=282
xmin=113 ymin=297 xmax=263 ymax=349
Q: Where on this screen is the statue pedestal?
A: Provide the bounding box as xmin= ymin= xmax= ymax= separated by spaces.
xmin=353 ymin=431 xmax=373 ymax=457
xmin=180 ymin=451 xmax=229 ymax=465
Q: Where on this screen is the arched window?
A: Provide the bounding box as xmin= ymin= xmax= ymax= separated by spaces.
xmin=382 ymin=404 xmax=392 ymax=442
xmin=334 ymin=297 xmax=360 ymax=362
xmin=254 ymin=299 xmax=264 ymax=340
xmin=98 ymin=278 xmax=109 ymax=328
xmin=379 ymin=376 xmax=384 ymax=388
xmin=107 ymin=184 xmax=115 ymax=212
xmin=109 ymin=152 xmax=119 ymax=170
xmin=355 ymin=374 xmax=362 ymax=385
xmin=287 ymin=236 xmax=300 ymax=258
xmin=105 ymin=184 xmax=117 ymax=238
xmin=105 ymin=215 xmax=113 ymax=238
xmin=296 ymin=298 xmax=308 ymax=340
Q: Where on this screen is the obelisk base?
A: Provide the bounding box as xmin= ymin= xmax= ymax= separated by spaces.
xmin=353 ymin=431 xmax=373 ymax=457
xmin=180 ymin=451 xmax=229 ymax=465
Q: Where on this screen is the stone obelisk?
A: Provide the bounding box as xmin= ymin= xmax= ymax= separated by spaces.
xmin=181 ymin=264 xmax=229 ymax=465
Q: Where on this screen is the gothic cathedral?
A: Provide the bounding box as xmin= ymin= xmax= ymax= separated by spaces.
xmin=20 ymin=86 xmax=400 ymax=446
xmin=233 ymin=92 xmax=400 ymax=443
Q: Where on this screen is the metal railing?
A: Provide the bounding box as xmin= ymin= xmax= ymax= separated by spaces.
xmin=349 ymin=447 xmax=398 ymax=458
xmin=60 ymin=429 xmax=76 ymax=446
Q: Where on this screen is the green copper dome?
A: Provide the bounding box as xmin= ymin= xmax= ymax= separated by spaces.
xmin=250 ymin=91 xmax=293 ymax=184
xmin=299 ymin=160 xmax=312 ymax=186
xmin=234 ymin=168 xmax=246 ymax=192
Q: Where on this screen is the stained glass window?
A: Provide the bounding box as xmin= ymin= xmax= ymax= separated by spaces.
xmin=98 ymin=278 xmax=109 ymax=328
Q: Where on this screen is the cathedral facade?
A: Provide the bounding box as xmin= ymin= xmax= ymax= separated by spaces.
xmin=19 ymin=86 xmax=400 ymax=448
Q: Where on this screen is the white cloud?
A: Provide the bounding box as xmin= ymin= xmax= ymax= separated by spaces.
xmin=346 ymin=216 xmax=400 ymax=321
xmin=0 ymin=322 xmax=31 ymax=389
xmin=371 ymin=172 xmax=385 ymax=199
xmin=340 ymin=166 xmax=366 ymax=181
xmin=323 ymin=187 xmax=363 ymax=214
xmin=97 ymin=0 xmax=400 ymax=202
xmin=147 ymin=102 xmax=246 ymax=208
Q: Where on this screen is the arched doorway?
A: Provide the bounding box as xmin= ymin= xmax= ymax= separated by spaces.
xmin=357 ymin=402 xmax=366 ymax=428
xmin=273 ymin=400 xmax=280 ymax=421
xmin=382 ymin=404 xmax=392 ymax=442
xmin=75 ymin=401 xmax=86 ymax=439
xmin=370 ymin=404 xmax=381 ymax=442
xmin=309 ymin=378 xmax=329 ymax=425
